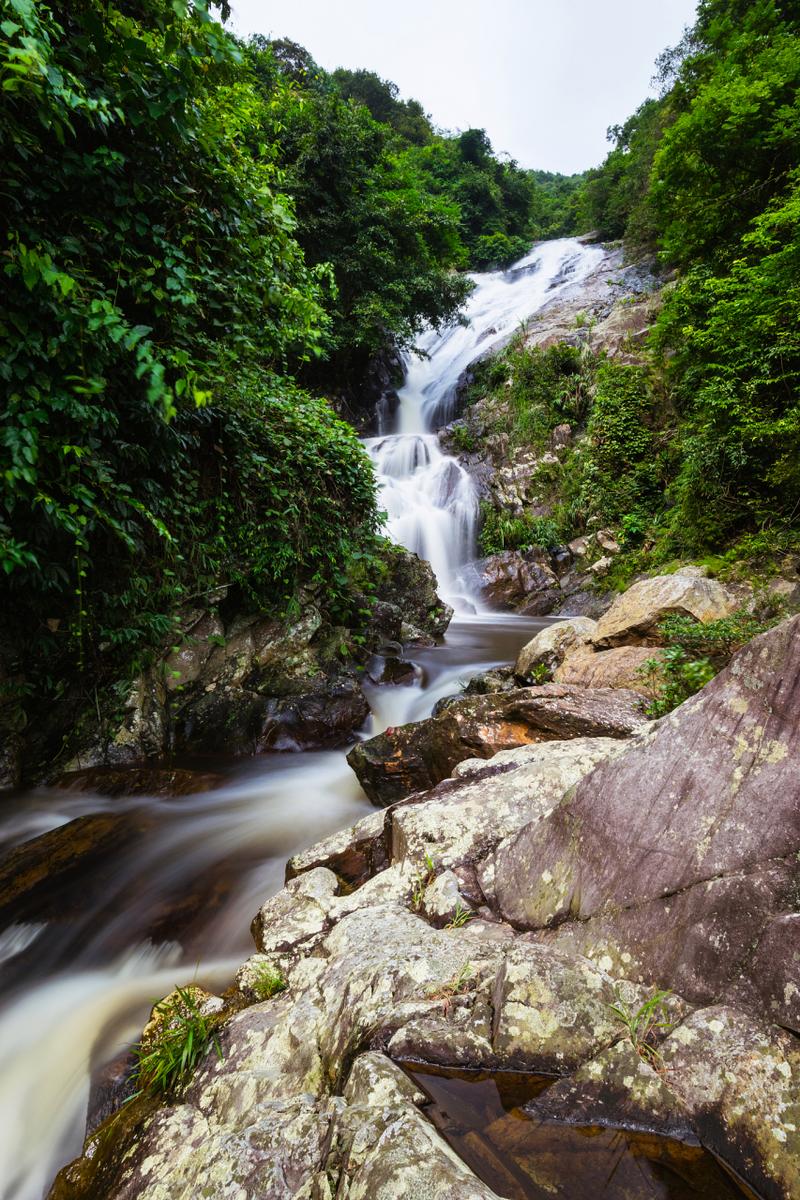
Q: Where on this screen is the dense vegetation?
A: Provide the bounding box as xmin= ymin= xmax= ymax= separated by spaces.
xmin=578 ymin=0 xmax=800 ymax=558
xmin=0 ymin=0 xmax=586 ymax=770
xmin=469 ymin=0 xmax=800 ymax=576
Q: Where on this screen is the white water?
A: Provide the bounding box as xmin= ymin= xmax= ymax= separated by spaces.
xmin=364 ymin=237 xmax=604 ymax=611
xmin=0 ymin=238 xmax=603 ymax=1200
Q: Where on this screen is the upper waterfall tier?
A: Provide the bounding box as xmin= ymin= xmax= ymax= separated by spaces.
xmin=396 ymin=237 xmax=606 ymax=435
xmin=365 ymin=237 xmax=606 ymax=611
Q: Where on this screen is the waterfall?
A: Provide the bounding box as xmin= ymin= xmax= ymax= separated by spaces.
xmin=364 ymin=237 xmax=605 ymax=612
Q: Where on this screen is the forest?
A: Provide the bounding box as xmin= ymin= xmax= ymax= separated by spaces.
xmin=1 ymin=0 xmax=799 ymax=762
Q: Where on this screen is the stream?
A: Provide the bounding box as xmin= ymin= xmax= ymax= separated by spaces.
xmin=0 ymin=237 xmax=605 ymax=1200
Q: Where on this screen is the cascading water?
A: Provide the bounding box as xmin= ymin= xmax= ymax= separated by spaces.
xmin=0 ymin=237 xmax=608 ymax=1200
xmin=364 ymin=237 xmax=604 ymax=610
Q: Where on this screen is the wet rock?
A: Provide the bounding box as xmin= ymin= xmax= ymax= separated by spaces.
xmin=461 ymin=665 xmax=518 ymax=695
xmin=491 ymin=615 xmax=800 ymax=1016
xmin=285 ymin=809 xmax=388 ymax=888
xmin=348 ymin=686 xmax=646 ymax=805
xmin=464 ymin=549 xmax=561 ymax=615
xmin=554 ymin=644 xmax=660 ymax=692
xmin=365 ymin=655 xmax=418 ymax=686
xmin=372 ymin=545 xmax=454 ymax=640
xmin=0 ymin=811 xmax=141 ymax=926
xmin=52 ymin=765 xmax=225 ymax=797
xmin=514 ymin=616 xmax=597 ymax=680
xmin=525 ymin=1038 xmax=696 ymax=1141
xmin=592 ymin=572 xmax=740 ymax=647
xmin=661 ymin=1006 xmax=800 ymax=1200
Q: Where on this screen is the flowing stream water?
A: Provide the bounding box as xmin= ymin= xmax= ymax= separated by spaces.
xmin=0 ymin=237 xmax=605 ymax=1200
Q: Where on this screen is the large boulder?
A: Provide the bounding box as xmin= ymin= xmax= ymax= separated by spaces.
xmin=592 ymin=570 xmax=739 ymax=647
xmin=462 ymin=549 xmax=561 ymax=615
xmin=371 ymin=544 xmax=453 ymax=640
xmin=347 ymin=685 xmax=647 ymax=805
xmin=489 ymin=615 xmax=800 ymax=1022
xmin=514 ymin=616 xmax=596 ymax=680
xmin=553 ymin=644 xmax=659 ymax=692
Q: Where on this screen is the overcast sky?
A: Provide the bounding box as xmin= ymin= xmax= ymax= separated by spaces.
xmin=226 ymin=0 xmax=698 ymax=174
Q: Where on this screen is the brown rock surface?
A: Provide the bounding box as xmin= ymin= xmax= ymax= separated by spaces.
xmin=514 ymin=617 xmax=597 ymax=679
xmin=347 ymin=684 xmax=647 ymax=804
xmin=554 ymin=644 xmax=659 ymax=691
xmin=490 ymin=615 xmax=800 ymax=1017
xmin=592 ymin=572 xmax=739 ymax=647
xmin=466 ymin=550 xmax=561 ymax=615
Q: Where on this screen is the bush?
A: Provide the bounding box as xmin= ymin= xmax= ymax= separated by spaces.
xmin=639 ymin=609 xmax=782 ymax=716
xmin=479 ymin=507 xmax=560 ymax=555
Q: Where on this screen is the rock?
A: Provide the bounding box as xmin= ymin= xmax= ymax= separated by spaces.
xmin=491 ymin=943 xmax=634 ymax=1071
xmin=285 ymin=809 xmax=388 ymax=888
xmin=490 ymin=615 xmax=800 ymax=1018
xmin=592 ymin=572 xmax=740 ymax=647
xmin=372 ymin=545 xmax=453 ymax=639
xmin=421 ymin=869 xmax=468 ymax=925
xmin=550 ymin=423 xmax=572 ymax=450
xmin=554 ymin=644 xmax=660 ymax=692
xmin=514 ymin=617 xmax=597 ymax=680
xmin=768 ymin=576 xmax=800 ymax=607
xmin=348 ymin=686 xmax=647 ymax=804
xmin=463 ymin=550 xmax=561 ymax=615
xmin=674 ymin=564 xmax=709 ymax=579
xmin=52 ymin=766 xmax=225 ymax=797
xmin=389 ymin=738 xmax=622 ymax=874
xmin=588 ymin=554 xmax=613 ymax=576
xmin=525 ymin=1038 xmax=695 ymax=1141
xmin=461 ymin=665 xmax=517 ymax=695
xmin=568 ymin=535 xmax=591 ymax=558
xmin=661 ymin=1006 xmax=800 ymax=1200
xmin=555 ymin=586 xmax=615 ymax=620
xmin=0 ymin=812 xmax=141 ymax=927
xmin=364 ymin=655 xmax=418 ymax=686
xmin=251 ymin=867 xmax=339 ymax=960
xmin=140 ymin=985 xmax=224 ymax=1050
xmin=595 ymin=528 xmax=620 ymax=554
xmin=337 ymin=1053 xmax=500 ymax=1199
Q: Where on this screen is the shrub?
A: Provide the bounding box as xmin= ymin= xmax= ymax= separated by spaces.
xmin=639 ymin=609 xmax=782 ymax=716
xmin=479 ymin=507 xmax=560 ymax=555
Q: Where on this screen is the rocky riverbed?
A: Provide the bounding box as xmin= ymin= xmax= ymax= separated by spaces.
xmin=51 ymin=569 xmax=800 ymax=1200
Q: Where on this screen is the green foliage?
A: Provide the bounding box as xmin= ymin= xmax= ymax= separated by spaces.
xmin=0 ymin=0 xmax=380 ymax=756
xmin=608 ymin=987 xmax=674 ymax=1068
xmin=129 ymin=986 xmax=223 ymax=1099
xmin=639 ymin=648 xmax=716 ymax=718
xmin=639 ymin=609 xmax=780 ymax=716
xmin=578 ymin=360 xmax=661 ymax=528
xmin=250 ymin=961 xmax=287 ymax=1001
xmin=652 ymin=178 xmax=800 ymax=549
xmin=445 ymin=902 xmax=475 ymax=930
xmin=571 ymin=0 xmax=800 ymax=558
xmin=449 ymin=423 xmax=478 ymax=454
xmin=479 ymin=507 xmax=560 ymax=556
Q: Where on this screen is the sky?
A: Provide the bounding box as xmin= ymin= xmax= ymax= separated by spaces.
xmin=226 ymin=0 xmax=699 ymax=175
